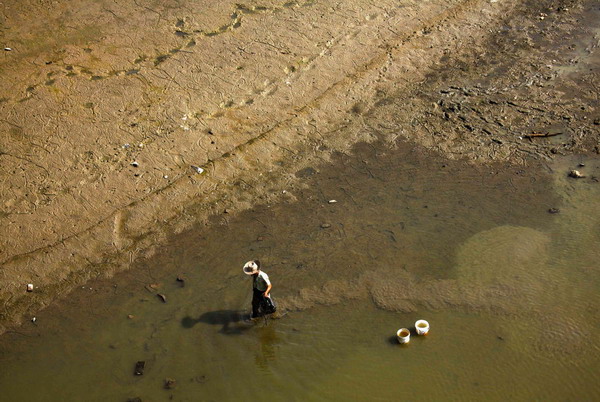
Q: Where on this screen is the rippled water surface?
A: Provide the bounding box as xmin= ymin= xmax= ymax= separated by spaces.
xmin=1 ymin=140 xmax=599 ymax=401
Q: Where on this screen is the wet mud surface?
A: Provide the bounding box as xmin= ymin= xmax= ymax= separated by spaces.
xmin=0 ymin=0 xmax=599 ymax=394
xmin=0 ymin=134 xmax=598 ymax=400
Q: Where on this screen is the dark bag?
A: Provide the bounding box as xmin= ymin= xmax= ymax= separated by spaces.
xmin=260 ymin=295 xmax=277 ymax=314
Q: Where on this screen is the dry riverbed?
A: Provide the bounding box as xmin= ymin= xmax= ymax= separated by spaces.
xmin=0 ymin=0 xmax=598 ymax=334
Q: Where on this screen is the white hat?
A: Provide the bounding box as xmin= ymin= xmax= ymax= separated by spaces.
xmin=243 ymin=261 xmax=259 ymax=275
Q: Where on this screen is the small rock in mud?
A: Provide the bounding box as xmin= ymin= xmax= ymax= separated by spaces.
xmin=548 ymin=208 xmax=560 ymax=214
xmin=164 ymin=378 xmax=176 ymax=389
xmin=192 ymin=375 xmax=207 ymax=384
xmin=320 ymin=223 xmax=331 ymax=228
xmin=176 ymin=276 xmax=185 ymax=287
xmin=328 ymin=199 xmax=337 ymax=204
xmin=26 ymin=283 xmax=33 ymax=292
xmin=127 ymin=314 xmax=135 ymax=319
xmin=134 ymin=361 xmax=145 ymax=375
xmin=568 ymin=170 xmax=585 ymax=178
xmin=157 ymin=293 xmax=167 ymax=303
xmin=295 ymin=167 xmax=316 ymax=178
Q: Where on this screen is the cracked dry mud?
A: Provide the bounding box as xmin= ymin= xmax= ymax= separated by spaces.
xmin=0 ymin=0 xmax=599 ymax=334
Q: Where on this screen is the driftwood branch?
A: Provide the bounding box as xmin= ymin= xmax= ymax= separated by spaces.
xmin=522 ymin=132 xmax=563 ymax=139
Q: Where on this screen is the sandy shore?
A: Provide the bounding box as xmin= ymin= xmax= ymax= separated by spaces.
xmin=0 ymin=0 xmax=598 ymax=334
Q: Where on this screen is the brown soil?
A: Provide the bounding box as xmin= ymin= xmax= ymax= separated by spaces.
xmin=0 ymin=0 xmax=598 ymax=335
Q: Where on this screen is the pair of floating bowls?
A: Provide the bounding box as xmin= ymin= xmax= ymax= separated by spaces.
xmin=397 ymin=320 xmax=429 ymax=344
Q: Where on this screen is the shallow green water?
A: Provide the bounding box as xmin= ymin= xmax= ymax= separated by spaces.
xmin=0 ymin=141 xmax=599 ymax=401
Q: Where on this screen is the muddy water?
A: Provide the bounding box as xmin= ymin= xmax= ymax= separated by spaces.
xmin=0 ymin=139 xmax=599 ymax=401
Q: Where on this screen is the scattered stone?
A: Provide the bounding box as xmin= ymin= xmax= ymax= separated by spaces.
xmin=223 ymin=208 xmax=230 ymax=214
xmin=127 ymin=314 xmax=135 ymax=319
xmin=134 ymin=361 xmax=145 ymax=375
xmin=568 ymin=170 xmax=585 ymax=178
xmin=295 ymin=167 xmax=316 ymax=178
xmin=4 ymin=47 xmax=12 ymax=51
xmin=578 ymin=163 xmax=585 ymax=167
xmin=157 ymin=293 xmax=167 ymax=303
xmin=320 ymin=223 xmax=331 ymax=228
xmin=131 ymin=161 xmax=139 ymax=167
xmin=26 ymin=283 xmax=33 ymax=292
xmin=192 ymin=375 xmax=207 ymax=384
xmin=164 ymin=378 xmax=176 ymax=389
xmin=191 ymin=165 xmax=204 ymax=174
xmin=548 ymin=208 xmax=560 ymax=214
xmin=497 ymin=335 xmax=504 ymax=341
xmin=176 ymin=276 xmax=185 ymax=287
xmin=328 ymin=199 xmax=337 ymax=204
xmin=31 ymin=317 xmax=36 ymax=323
xmin=122 ymin=143 xmax=131 ymax=149
xmin=163 ymin=175 xmax=168 ymax=179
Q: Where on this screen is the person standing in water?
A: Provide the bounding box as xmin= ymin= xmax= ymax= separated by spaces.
xmin=243 ymin=260 xmax=272 ymax=318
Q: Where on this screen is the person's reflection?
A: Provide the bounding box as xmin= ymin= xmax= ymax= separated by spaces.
xmin=254 ymin=324 xmax=280 ymax=369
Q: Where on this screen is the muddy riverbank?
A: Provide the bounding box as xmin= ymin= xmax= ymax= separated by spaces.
xmin=1 ymin=0 xmax=599 ymax=335
xmin=1 ymin=129 xmax=598 ymax=400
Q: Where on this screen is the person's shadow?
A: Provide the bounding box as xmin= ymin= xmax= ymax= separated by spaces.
xmin=181 ymin=310 xmax=253 ymax=335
